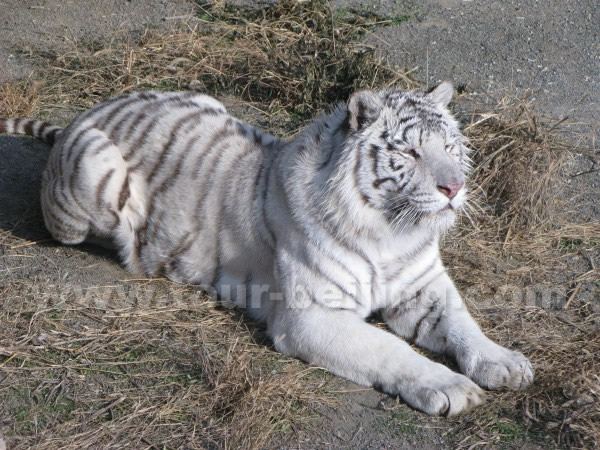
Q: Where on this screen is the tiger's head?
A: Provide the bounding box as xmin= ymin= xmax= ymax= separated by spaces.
xmin=344 ymin=82 xmax=471 ymax=234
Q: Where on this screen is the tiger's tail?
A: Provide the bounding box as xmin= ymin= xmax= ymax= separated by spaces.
xmin=0 ymin=118 xmax=63 ymax=146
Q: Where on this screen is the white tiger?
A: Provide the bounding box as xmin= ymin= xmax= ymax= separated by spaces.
xmin=0 ymin=82 xmax=533 ymax=416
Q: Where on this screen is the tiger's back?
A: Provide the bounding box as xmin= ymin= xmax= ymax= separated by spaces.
xmin=41 ymin=91 xmax=280 ymax=299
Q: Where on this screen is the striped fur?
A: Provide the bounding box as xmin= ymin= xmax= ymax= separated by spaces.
xmin=0 ymin=118 xmax=62 ymax=146
xmin=0 ymin=82 xmax=533 ymax=415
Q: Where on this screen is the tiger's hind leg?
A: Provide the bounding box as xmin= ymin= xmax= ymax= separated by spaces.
xmin=41 ymin=157 xmax=91 ymax=245
xmin=41 ymin=129 xmax=148 ymax=273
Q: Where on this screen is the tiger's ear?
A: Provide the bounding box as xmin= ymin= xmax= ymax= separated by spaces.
xmin=427 ymin=81 xmax=454 ymax=107
xmin=348 ymin=90 xmax=383 ymax=131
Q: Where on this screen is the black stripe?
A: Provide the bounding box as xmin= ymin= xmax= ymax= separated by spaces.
xmin=116 ymin=110 xmax=148 ymax=146
xmin=260 ymin=158 xmax=279 ymax=247
xmin=370 ymin=144 xmax=380 ymax=174
xmin=69 ymin=135 xmax=103 ymax=180
xmin=42 ymin=198 xmax=87 ymax=234
xmin=165 ymin=233 xmax=195 ymax=276
xmin=117 ymin=172 xmax=130 ymax=211
xmin=253 ymin=161 xmax=276 ymax=248
xmin=65 ymin=127 xmax=93 ymax=163
xmin=49 ymin=174 xmax=88 ymax=224
xmin=398 ymin=116 xmax=415 ymax=124
xmin=385 ymin=290 xmax=421 ymax=321
xmin=189 ymin=131 xmax=237 ymax=217
xmin=430 ymin=310 xmax=444 ymax=332
xmin=252 ymin=128 xmax=263 ymax=146
xmin=37 ymin=122 xmax=50 ymax=141
xmin=317 ymin=141 xmax=337 ymax=171
xmin=400 ymin=257 xmax=439 ymax=288
xmin=109 ymin=209 xmax=120 ymax=229
xmin=192 ymin=127 xmax=235 ymax=181
xmin=389 ymin=157 xmax=404 ymax=171
xmin=395 ymin=171 xmax=413 ymax=192
xmin=92 ymin=140 xmax=113 ymax=155
xmin=353 ymin=142 xmax=372 ymax=206
xmin=14 ymin=119 xmax=25 ymax=133
xmin=308 ymin=258 xmax=358 ymax=303
xmin=244 ymin=272 xmax=253 ymax=307
xmin=136 ymin=208 xmax=167 ymax=264
xmin=109 ymin=111 xmax=136 ymax=142
xmin=373 ymin=177 xmax=395 ymax=189
xmin=411 ymin=302 xmax=438 ymax=342
xmin=45 ymin=128 xmax=59 ymax=146
xmin=385 ymin=238 xmax=435 ymax=282
xmin=96 ymin=169 xmax=115 ymax=209
xmin=134 ymin=224 xmax=146 ymax=263
xmin=75 ymin=92 xmax=135 ymax=125
xmin=163 ymin=231 xmax=193 ymax=274
xmin=402 ymin=97 xmax=417 ymax=108
xmin=24 ymin=120 xmax=34 ymax=136
xmin=402 ymin=123 xmax=416 ymax=142
xmin=146 ymin=209 xmax=167 ymax=246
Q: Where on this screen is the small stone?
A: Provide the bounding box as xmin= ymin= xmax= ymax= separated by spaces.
xmin=188 ymin=79 xmax=204 ymax=91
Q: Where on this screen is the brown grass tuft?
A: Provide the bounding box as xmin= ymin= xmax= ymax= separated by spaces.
xmin=0 ymin=81 xmax=41 ymax=118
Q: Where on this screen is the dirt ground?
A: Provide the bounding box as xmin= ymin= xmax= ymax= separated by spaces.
xmin=0 ymin=1 xmax=598 ymax=449
xmin=354 ymin=0 xmax=599 ymax=142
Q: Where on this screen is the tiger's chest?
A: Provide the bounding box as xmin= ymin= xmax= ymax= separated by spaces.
xmin=304 ymin=228 xmax=442 ymax=316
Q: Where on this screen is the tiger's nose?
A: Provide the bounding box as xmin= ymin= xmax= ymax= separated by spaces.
xmin=437 ymin=182 xmax=464 ymax=199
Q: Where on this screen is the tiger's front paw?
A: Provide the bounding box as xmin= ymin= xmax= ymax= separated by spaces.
xmin=387 ymin=363 xmax=486 ymax=416
xmin=461 ymin=343 xmax=534 ymax=391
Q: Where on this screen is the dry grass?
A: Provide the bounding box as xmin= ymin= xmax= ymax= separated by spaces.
xmin=0 ymin=81 xmax=41 ymax=118
xmin=0 ymin=273 xmax=332 ymax=449
xmin=32 ymin=1 xmax=415 ymax=131
xmin=0 ymin=0 xmax=599 ymax=448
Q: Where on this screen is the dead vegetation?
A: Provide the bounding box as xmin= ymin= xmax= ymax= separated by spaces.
xmin=25 ymin=0 xmax=415 ymax=132
xmin=0 ymin=82 xmax=41 ymax=118
xmin=0 ymin=0 xmax=598 ymax=448
xmin=0 ymin=270 xmax=332 ymax=449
